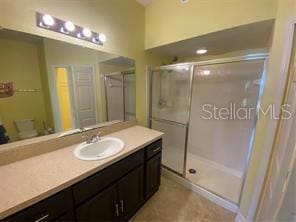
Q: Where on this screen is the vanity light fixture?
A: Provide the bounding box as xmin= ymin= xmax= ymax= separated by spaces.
xmin=196 ymin=48 xmax=208 ymax=55
xmin=36 ymin=12 xmax=106 ymax=45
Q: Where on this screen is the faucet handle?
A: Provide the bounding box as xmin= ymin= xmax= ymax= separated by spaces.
xmin=81 ymin=134 xmax=89 ymax=139
xmin=96 ymin=131 xmax=103 ymax=139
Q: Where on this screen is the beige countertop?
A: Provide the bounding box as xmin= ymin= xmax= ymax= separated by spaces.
xmin=0 ymin=126 xmax=163 ymax=219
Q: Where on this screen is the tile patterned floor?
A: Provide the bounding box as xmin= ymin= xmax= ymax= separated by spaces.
xmin=133 ymin=176 xmax=236 ymax=222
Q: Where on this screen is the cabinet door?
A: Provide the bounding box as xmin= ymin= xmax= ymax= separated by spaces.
xmin=118 ymin=165 xmax=144 ymax=220
xmin=75 ymin=184 xmax=118 ymax=221
xmin=145 ymin=153 xmax=161 ymax=199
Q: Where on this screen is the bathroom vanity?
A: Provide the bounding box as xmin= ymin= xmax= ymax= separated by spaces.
xmin=0 ymin=126 xmax=163 ymax=221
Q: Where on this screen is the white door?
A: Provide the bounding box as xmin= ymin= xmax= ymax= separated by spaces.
xmin=72 ymin=65 xmax=98 ymax=128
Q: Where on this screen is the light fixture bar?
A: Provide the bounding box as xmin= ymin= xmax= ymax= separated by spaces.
xmin=36 ymin=12 xmax=106 ymax=45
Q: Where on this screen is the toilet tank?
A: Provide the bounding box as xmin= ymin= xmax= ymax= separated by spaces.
xmin=15 ymin=119 xmax=35 ymax=132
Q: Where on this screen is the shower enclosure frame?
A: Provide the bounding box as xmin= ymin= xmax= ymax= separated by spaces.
xmin=148 ymin=54 xmax=269 ymax=204
xmin=104 ymin=70 xmax=135 ymax=121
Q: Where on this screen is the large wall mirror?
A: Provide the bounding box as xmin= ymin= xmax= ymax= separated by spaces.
xmin=0 ymin=29 xmax=136 ymax=145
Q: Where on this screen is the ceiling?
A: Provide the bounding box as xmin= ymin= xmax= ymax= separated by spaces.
xmin=147 ymin=20 xmax=275 ymax=58
xmin=136 ymin=0 xmax=154 ymax=7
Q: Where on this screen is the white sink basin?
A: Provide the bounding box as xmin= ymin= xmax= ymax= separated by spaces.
xmin=74 ymin=137 xmax=125 ymax=161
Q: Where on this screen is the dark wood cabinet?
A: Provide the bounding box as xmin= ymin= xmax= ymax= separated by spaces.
xmin=3 ymin=139 xmax=162 ymax=222
xmin=76 ymin=165 xmax=144 ymax=222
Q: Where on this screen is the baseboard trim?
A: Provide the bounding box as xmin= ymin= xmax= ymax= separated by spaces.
xmin=162 ymin=168 xmax=239 ymax=213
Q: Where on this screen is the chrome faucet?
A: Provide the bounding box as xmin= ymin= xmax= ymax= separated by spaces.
xmin=86 ymin=132 xmax=102 ymax=144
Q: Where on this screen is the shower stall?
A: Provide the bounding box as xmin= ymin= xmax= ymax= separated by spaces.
xmin=149 ymin=55 xmax=267 ymax=204
xmin=104 ymin=70 xmax=136 ymax=121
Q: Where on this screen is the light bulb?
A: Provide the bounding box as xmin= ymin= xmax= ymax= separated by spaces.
xmin=98 ymin=33 xmax=107 ymax=43
xmin=82 ymin=28 xmax=92 ymax=38
xmin=42 ymin=14 xmax=55 ymax=26
xmin=64 ymin=21 xmax=75 ymax=32
xmin=196 ymin=48 xmax=207 ymax=55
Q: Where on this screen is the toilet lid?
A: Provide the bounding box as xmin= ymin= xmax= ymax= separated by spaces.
xmin=19 ymin=130 xmax=38 ymax=139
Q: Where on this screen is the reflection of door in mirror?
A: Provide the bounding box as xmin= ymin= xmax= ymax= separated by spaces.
xmin=54 ymin=65 xmax=98 ymax=132
xmin=72 ymin=65 xmax=98 ymax=128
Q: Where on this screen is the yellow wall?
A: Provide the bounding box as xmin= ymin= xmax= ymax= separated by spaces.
xmin=0 ymin=38 xmax=47 ymax=140
xmin=239 ymin=0 xmax=296 ymax=219
xmin=145 ymin=0 xmax=278 ymax=49
xmin=56 ymin=68 xmax=73 ymax=131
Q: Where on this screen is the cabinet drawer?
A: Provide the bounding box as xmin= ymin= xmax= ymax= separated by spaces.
xmin=145 ymin=139 xmax=162 ymax=160
xmin=73 ymin=149 xmax=144 ymax=205
xmin=5 ymin=188 xmax=73 ymax=222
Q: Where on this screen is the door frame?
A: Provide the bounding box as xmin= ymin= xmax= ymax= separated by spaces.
xmin=245 ymin=19 xmax=296 ymax=222
xmin=255 ymin=21 xmax=296 ymax=221
xmin=50 ymin=65 xmax=76 ymax=132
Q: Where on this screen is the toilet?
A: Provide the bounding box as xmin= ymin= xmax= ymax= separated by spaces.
xmin=14 ymin=119 xmax=38 ymax=140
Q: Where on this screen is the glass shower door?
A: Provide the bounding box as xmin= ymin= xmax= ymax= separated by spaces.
xmin=105 ymin=74 xmax=124 ymax=121
xmin=150 ymin=65 xmax=192 ymax=175
xmin=123 ymin=73 xmax=136 ymax=120
xmin=186 ymin=59 xmax=266 ymax=203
